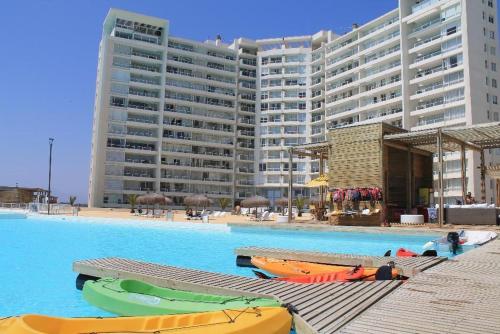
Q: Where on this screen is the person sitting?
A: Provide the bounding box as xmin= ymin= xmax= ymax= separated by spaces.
xmin=185 ymin=208 xmax=194 ymax=219
xmin=465 ymin=192 xmax=476 ymax=205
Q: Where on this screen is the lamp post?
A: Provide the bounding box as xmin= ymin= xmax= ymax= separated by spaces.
xmin=48 ymin=138 xmax=54 ymax=215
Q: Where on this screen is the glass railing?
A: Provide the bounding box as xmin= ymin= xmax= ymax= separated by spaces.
xmin=412 ymin=0 xmax=441 ymax=14
xmin=412 ymin=16 xmax=442 ymax=34
xmin=415 ymin=77 xmax=464 ymax=94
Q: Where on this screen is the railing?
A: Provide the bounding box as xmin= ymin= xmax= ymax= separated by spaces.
xmin=414 ymin=49 xmax=442 ymax=63
xmin=127 ymin=117 xmax=157 ymax=124
xmin=414 ymin=62 xmax=462 ymax=79
xmin=412 ymin=0 xmax=441 ymax=14
xmin=28 ymin=203 xmax=74 ymax=215
xmin=412 ymin=16 xmax=442 ymax=34
xmin=415 ymin=77 xmax=464 ymax=94
xmin=0 ymin=203 xmax=29 ymax=209
xmin=413 ymin=34 xmax=442 ymax=48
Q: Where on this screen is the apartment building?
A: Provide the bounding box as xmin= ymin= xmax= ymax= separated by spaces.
xmin=89 ymin=1 xmax=500 ymax=207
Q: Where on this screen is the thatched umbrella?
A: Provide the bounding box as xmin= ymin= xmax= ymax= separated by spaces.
xmin=183 ymin=194 xmax=212 ymax=213
xmin=137 ymin=193 xmax=173 ymax=214
xmin=274 ymin=197 xmax=289 ymax=215
xmin=241 ymin=195 xmax=270 ymax=218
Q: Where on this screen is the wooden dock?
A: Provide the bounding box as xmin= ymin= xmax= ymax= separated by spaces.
xmin=234 ymin=246 xmax=447 ymax=277
xmin=337 ymin=239 xmax=500 ymax=333
xmin=73 ymin=257 xmax=402 ymax=334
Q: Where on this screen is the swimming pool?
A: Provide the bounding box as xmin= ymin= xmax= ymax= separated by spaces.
xmin=0 ymin=215 xmax=443 ymax=317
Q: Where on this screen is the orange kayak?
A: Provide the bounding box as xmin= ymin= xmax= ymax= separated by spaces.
xmin=396 ymin=248 xmax=418 ymax=257
xmin=275 ymin=266 xmax=365 ymax=283
xmin=250 ymin=256 xmax=351 ymax=277
xmin=251 ymin=257 xmax=398 ymax=281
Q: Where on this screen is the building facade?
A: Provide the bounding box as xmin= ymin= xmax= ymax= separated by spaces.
xmin=89 ymin=0 xmax=500 ymax=207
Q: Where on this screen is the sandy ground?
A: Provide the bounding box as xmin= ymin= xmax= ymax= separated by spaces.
xmin=77 ymin=207 xmax=312 ymax=224
xmin=75 ymin=207 xmax=500 ymax=232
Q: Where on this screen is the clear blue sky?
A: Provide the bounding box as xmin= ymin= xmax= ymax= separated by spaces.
xmin=0 ymin=0 xmax=408 ymax=203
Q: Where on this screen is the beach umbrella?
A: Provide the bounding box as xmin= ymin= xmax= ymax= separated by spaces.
xmin=137 ymin=194 xmax=154 ymax=213
xmin=305 ymin=174 xmax=329 ymax=188
xmin=241 ymin=195 xmax=270 ymax=218
xmin=183 ymin=194 xmax=212 ymax=212
xmin=274 ymin=197 xmax=290 ymax=214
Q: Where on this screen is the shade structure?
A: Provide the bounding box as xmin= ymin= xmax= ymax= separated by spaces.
xmin=137 ymin=193 xmax=172 ymax=205
xmin=183 ymin=194 xmax=212 ymax=208
xmin=274 ymin=197 xmax=289 ymax=207
xmin=305 ymin=174 xmax=329 ymax=188
xmin=241 ymin=196 xmax=270 ymax=218
xmin=241 ymin=196 xmax=270 ymax=208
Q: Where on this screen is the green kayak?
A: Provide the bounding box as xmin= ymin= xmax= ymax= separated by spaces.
xmin=82 ymin=277 xmax=281 ymax=316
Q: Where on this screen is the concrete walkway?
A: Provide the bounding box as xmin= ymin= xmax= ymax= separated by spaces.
xmin=337 ymin=239 xmax=500 ymax=333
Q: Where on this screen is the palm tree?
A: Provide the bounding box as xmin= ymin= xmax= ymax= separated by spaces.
xmin=69 ymin=196 xmax=77 ymax=206
xmin=127 ymin=194 xmax=138 ymax=213
xmin=218 ymin=198 xmax=231 ymax=211
xmin=295 ymin=196 xmax=306 ymax=217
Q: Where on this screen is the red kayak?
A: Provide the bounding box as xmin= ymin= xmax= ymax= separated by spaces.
xmin=396 ymin=248 xmax=418 ymax=257
xmin=274 ymin=266 xmax=366 ymax=284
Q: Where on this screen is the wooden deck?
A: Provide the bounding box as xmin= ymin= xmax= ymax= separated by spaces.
xmin=234 ymin=247 xmax=447 ymax=277
xmin=73 ymin=257 xmax=402 ymax=334
xmin=337 ymin=239 xmax=500 ymax=333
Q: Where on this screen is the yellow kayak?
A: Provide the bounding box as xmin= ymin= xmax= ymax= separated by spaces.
xmin=0 ymin=307 xmax=292 ymax=334
xmin=251 ymin=256 xmax=353 ymax=277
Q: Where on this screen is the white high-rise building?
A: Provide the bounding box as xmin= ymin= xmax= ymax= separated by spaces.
xmin=89 ymin=1 xmax=500 ymax=208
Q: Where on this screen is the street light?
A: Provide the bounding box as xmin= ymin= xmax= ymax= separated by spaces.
xmin=48 ymin=138 xmax=54 ymax=215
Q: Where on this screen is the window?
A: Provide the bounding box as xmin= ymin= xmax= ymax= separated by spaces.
xmin=487 ymin=93 xmax=491 ymax=103
xmin=487 ymin=110 xmax=491 ymax=119
xmin=489 ymin=16 xmax=495 ymax=23
xmin=488 ymin=0 xmax=493 ymax=8
xmin=493 ymin=79 xmax=498 ymax=88
xmin=495 ymin=112 xmax=500 ymax=121
xmin=490 ymin=31 xmax=495 ymax=39
xmin=491 ymin=46 xmax=497 ymax=56
xmin=492 ymin=62 xmax=497 ymax=71
xmin=493 ymin=95 xmax=498 ymax=104
xmin=486 ymin=60 xmax=489 ymax=68
xmin=485 ymin=43 xmax=488 ymax=52
xmin=486 ymin=77 xmax=490 ymax=86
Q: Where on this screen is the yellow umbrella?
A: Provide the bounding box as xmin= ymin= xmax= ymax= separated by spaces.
xmin=305 ymin=174 xmax=329 ymax=188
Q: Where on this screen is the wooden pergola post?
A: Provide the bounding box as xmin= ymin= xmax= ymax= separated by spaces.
xmin=437 ymin=129 xmax=444 ymax=227
xmin=461 ymin=145 xmax=467 ymax=204
xmin=407 ymin=146 xmax=412 ymax=211
xmin=319 ymin=154 xmax=324 ymax=209
xmin=480 ymin=149 xmax=486 ymax=203
xmin=288 ymin=147 xmax=294 ymax=223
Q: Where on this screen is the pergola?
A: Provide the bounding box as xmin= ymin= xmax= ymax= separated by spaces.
xmin=288 ymin=122 xmax=500 ymax=226
xmin=384 ymin=122 xmax=500 ymax=226
xmin=287 ymin=142 xmax=330 ymax=223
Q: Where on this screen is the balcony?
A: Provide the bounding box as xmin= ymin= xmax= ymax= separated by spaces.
xmin=411 ymin=0 xmax=441 ymax=14
xmin=123 ymin=170 xmax=155 ymax=178
xmin=415 ymin=94 xmax=464 ymax=111
xmin=414 ymin=77 xmax=464 ymax=96
xmin=127 ymin=116 xmax=157 ymax=125
xmin=127 ymin=129 xmax=156 ymax=138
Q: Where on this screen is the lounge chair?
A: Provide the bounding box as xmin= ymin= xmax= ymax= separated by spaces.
xmin=259 ymin=211 xmax=271 ymax=222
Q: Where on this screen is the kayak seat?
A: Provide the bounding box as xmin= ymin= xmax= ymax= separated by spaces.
xmin=374 ymin=265 xmax=393 ymax=280
xmin=421 ymin=249 xmax=437 ymax=257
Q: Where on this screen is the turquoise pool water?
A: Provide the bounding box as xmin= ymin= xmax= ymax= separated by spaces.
xmin=0 ymin=216 xmax=443 ymax=317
